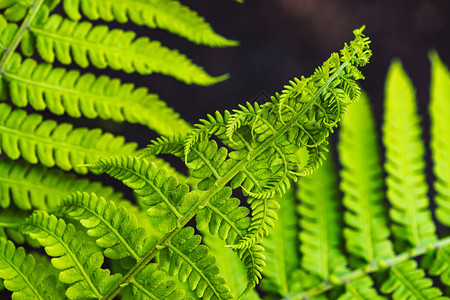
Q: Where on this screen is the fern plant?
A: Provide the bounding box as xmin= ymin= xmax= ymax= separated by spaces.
xmin=1 ymin=1 xmax=448 ymax=300
xmin=0 ymin=0 xmax=377 ymax=298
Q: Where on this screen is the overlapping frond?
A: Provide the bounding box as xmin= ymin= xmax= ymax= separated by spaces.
xmin=158 ymin=226 xmax=234 ymax=299
xmin=0 ymin=158 xmax=123 ymax=210
xmin=0 ymin=103 xmax=137 ymax=174
xmin=196 ymin=186 xmax=250 ymax=245
xmin=0 ymin=237 xmax=65 ymax=299
xmin=381 ymin=260 xmax=447 ymax=299
xmin=339 ymin=276 xmax=386 ymax=300
xmin=21 ymin=211 xmax=122 ymax=299
xmin=429 ymin=51 xmax=450 ymax=227
xmin=260 ymin=190 xmax=299 ymax=298
xmin=55 ymin=192 xmax=152 ymax=260
xmin=339 ymin=94 xmax=394 ymax=264
xmin=203 ymin=233 xmax=260 ymax=299
xmin=423 ymin=245 xmax=450 ymax=286
xmin=1 ymin=53 xmax=191 ymax=135
xmin=27 ymin=14 xmax=226 ymax=85
xmin=61 ymin=0 xmax=238 ymax=47
xmin=383 ymin=61 xmax=436 ymax=248
xmin=297 ymin=151 xmax=347 ymax=280
xmin=85 ymin=155 xmax=190 ymax=233
xmin=126 ymin=263 xmax=190 ymax=300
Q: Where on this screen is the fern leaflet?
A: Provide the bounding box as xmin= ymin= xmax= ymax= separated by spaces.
xmin=54 ymin=191 xmax=153 ymax=260
xmin=381 ymin=260 xmax=447 ymax=299
xmin=27 ymin=14 xmax=226 ymax=85
xmin=260 ymin=189 xmax=299 ymax=298
xmin=429 ymin=51 xmax=450 ymax=227
xmin=61 ymin=0 xmax=238 ymax=47
xmin=0 ymin=237 xmax=65 ymax=299
xmin=21 ymin=211 xmax=122 ymax=299
xmin=0 ymin=52 xmax=191 ymax=135
xmin=0 ymin=158 xmax=124 ymax=210
xmin=297 ymin=151 xmax=347 ymax=279
xmin=339 ymin=94 xmax=394 ymax=264
xmin=383 ymin=61 xmax=436 ymax=249
xmin=0 ymin=103 xmax=137 ymax=174
xmin=158 ymin=226 xmax=234 ymax=299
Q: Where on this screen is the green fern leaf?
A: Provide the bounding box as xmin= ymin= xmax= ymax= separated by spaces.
xmin=297 ymin=151 xmax=347 ymax=280
xmin=27 ymin=14 xmax=227 ymax=85
xmin=85 ymin=155 xmax=187 ymax=232
xmin=196 ymin=186 xmax=251 ymax=245
xmin=0 ymin=237 xmax=65 ymax=299
xmin=423 ymin=245 xmax=450 ymax=286
xmin=1 ymin=53 xmax=192 ymax=135
xmin=429 ymin=51 xmax=450 ymax=227
xmin=61 ymin=0 xmax=238 ymax=47
xmin=383 ymin=61 xmax=436 ymax=248
xmin=381 ymin=260 xmax=447 ymax=299
xmin=0 ymin=103 xmax=137 ymax=174
xmin=158 ymin=226 xmax=234 ymax=299
xmin=0 ymin=0 xmax=28 ymax=21
xmin=0 ymin=158 xmax=124 ymax=210
xmin=127 ymin=263 xmax=189 ymax=300
xmin=260 ymin=189 xmax=299 ymax=298
xmin=338 ymin=276 xmax=386 ymax=300
xmin=55 ymin=191 xmax=152 ymax=260
xmin=339 ymin=94 xmax=394 ymax=264
xmin=203 ymin=232 xmax=260 ymax=299
xmin=21 ymin=211 xmax=123 ymax=299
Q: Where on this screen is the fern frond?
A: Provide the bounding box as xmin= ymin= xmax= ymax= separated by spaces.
xmin=0 ymin=103 xmax=137 ymax=174
xmin=423 ymin=245 xmax=450 ymax=286
xmin=28 ymin=14 xmax=226 ymax=85
xmin=338 ymin=276 xmax=386 ymax=300
xmin=21 ymin=211 xmax=123 ymax=299
xmin=383 ymin=61 xmax=436 ymax=248
xmin=429 ymin=51 xmax=450 ymax=227
xmin=145 ymin=135 xmax=186 ymax=158
xmin=127 ymin=262 xmax=189 ymax=300
xmin=100 ymin=27 xmax=372 ymax=299
xmin=0 ymin=0 xmax=28 ymax=21
xmin=62 ymin=0 xmax=238 ymax=47
xmin=203 ymin=232 xmax=260 ymax=299
xmin=1 ymin=53 xmax=191 ymax=135
xmin=260 ymin=189 xmax=299 ymax=298
xmin=85 ymin=155 xmax=187 ymax=232
xmin=227 ymin=197 xmax=279 ymax=250
xmin=381 ymin=260 xmax=446 ymax=299
xmin=196 ymin=186 xmax=250 ymax=245
xmin=158 ymin=226 xmax=234 ymax=299
xmin=55 ymin=191 xmax=152 ymax=260
xmin=0 ymin=237 xmax=65 ymax=299
xmin=339 ymin=94 xmax=394 ymax=264
xmin=297 ymin=151 xmax=347 ymax=280
xmin=0 ymin=158 xmax=124 ymax=210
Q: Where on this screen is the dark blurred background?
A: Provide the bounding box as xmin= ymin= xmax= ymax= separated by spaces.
xmin=59 ymin=0 xmax=449 ymax=197
xmin=103 ymin=0 xmax=450 ymax=148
